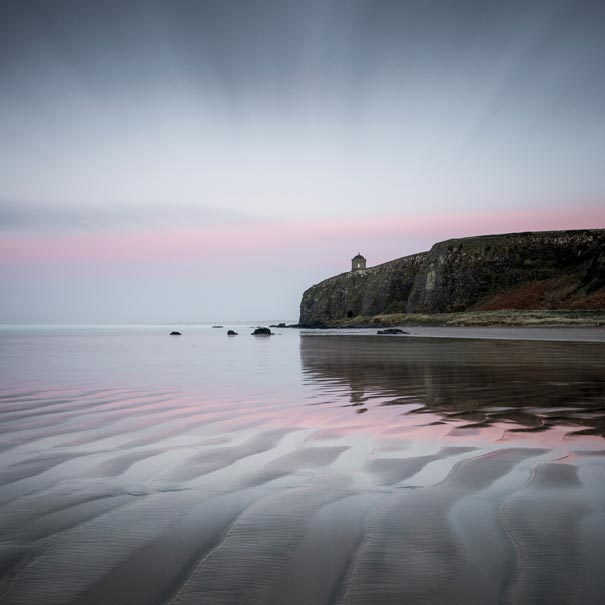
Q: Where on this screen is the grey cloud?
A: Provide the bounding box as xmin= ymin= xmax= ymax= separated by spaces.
xmin=0 ymin=200 xmax=265 ymax=231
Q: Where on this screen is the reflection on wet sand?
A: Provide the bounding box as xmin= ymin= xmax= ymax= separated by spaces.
xmin=1 ymin=330 xmax=605 ymax=604
xmin=301 ymin=335 xmax=605 ymax=436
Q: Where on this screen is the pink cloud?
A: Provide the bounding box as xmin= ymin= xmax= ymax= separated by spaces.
xmin=289 ymin=205 xmax=605 ymax=239
xmin=1 ymin=204 xmax=603 ymax=278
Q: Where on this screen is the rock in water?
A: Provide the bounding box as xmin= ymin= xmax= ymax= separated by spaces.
xmin=227 ymin=330 xmax=238 ymax=336
xmin=251 ymin=327 xmax=273 ymax=336
xmin=377 ymin=328 xmax=409 ymax=335
xmin=169 ymin=331 xmax=182 ymax=336
xmin=212 ymin=325 xmax=223 ymax=328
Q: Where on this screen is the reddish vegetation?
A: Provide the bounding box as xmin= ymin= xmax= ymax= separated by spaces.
xmin=477 ymin=275 xmax=605 ymax=311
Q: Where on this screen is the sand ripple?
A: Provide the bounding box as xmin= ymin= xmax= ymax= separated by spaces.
xmin=1 ymin=335 xmax=604 ymax=605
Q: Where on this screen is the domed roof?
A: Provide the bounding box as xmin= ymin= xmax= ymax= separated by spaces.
xmin=352 ymin=253 xmax=366 ymax=261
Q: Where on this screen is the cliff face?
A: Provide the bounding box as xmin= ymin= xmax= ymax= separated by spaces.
xmin=298 ymin=229 xmax=605 ymax=326
xmin=298 ymin=253 xmax=428 ymax=326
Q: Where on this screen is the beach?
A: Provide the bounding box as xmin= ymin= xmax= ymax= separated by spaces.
xmin=305 ymin=325 xmax=605 ymax=342
xmin=0 ymin=325 xmax=604 ymax=604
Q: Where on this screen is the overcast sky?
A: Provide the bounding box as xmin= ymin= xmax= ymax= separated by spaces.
xmin=1 ymin=0 xmax=604 ymax=323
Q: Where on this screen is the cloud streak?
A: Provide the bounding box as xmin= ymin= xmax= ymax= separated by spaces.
xmin=1 ymin=1 xmax=604 ymax=321
xmin=0 ymin=199 xmax=268 ymax=231
xmin=2 ymin=205 xmax=602 ymax=272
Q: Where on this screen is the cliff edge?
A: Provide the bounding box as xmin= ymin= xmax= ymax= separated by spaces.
xmin=298 ymin=229 xmax=605 ymax=327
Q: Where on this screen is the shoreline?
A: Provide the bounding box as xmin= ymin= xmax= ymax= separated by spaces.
xmin=298 ymin=309 xmax=605 ymax=329
xmin=301 ymin=325 xmax=605 ymax=342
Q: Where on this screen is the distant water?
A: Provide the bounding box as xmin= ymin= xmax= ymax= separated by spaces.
xmin=1 ymin=325 xmax=605 ymax=604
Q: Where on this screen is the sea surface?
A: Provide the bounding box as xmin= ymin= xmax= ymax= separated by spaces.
xmin=0 ymin=324 xmax=605 ymax=604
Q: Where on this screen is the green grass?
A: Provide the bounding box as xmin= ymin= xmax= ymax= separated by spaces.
xmin=329 ymin=309 xmax=605 ymax=328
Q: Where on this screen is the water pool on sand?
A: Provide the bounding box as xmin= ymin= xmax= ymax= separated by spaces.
xmin=1 ymin=325 xmax=604 ymax=604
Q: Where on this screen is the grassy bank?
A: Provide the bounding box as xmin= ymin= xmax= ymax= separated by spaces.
xmin=327 ymin=309 xmax=605 ymax=328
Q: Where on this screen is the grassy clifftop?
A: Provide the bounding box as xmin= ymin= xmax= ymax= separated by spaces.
xmin=327 ymin=309 xmax=605 ymax=328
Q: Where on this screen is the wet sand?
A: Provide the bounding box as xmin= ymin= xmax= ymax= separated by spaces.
xmin=0 ymin=327 xmax=604 ymax=603
xmin=306 ymin=325 xmax=605 ymax=342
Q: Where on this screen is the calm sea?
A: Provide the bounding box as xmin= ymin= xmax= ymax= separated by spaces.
xmin=0 ymin=325 xmax=604 ymax=604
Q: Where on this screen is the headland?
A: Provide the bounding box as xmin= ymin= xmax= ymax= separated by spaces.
xmin=299 ymin=229 xmax=605 ymax=327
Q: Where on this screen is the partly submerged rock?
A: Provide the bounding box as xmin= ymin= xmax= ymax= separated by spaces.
xmin=377 ymin=328 xmax=409 ymax=335
xmin=212 ymin=325 xmax=223 ymax=328
xmin=269 ymin=323 xmax=287 ymax=328
xmin=169 ymin=331 xmax=182 ymax=336
xmin=227 ymin=330 xmax=238 ymax=336
xmin=251 ymin=327 xmax=274 ymax=336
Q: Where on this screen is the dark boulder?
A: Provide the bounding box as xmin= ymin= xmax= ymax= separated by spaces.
xmin=377 ymin=328 xmax=409 ymax=335
xmin=269 ymin=323 xmax=287 ymax=328
xmin=251 ymin=327 xmax=274 ymax=336
xmin=227 ymin=330 xmax=238 ymax=336
xmin=212 ymin=325 xmax=223 ymax=328
xmin=169 ymin=331 xmax=182 ymax=336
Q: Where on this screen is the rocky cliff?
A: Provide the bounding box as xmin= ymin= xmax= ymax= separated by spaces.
xmin=299 ymin=229 xmax=605 ymax=326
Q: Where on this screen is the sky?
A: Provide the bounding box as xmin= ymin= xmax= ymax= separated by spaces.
xmin=1 ymin=0 xmax=604 ymax=323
